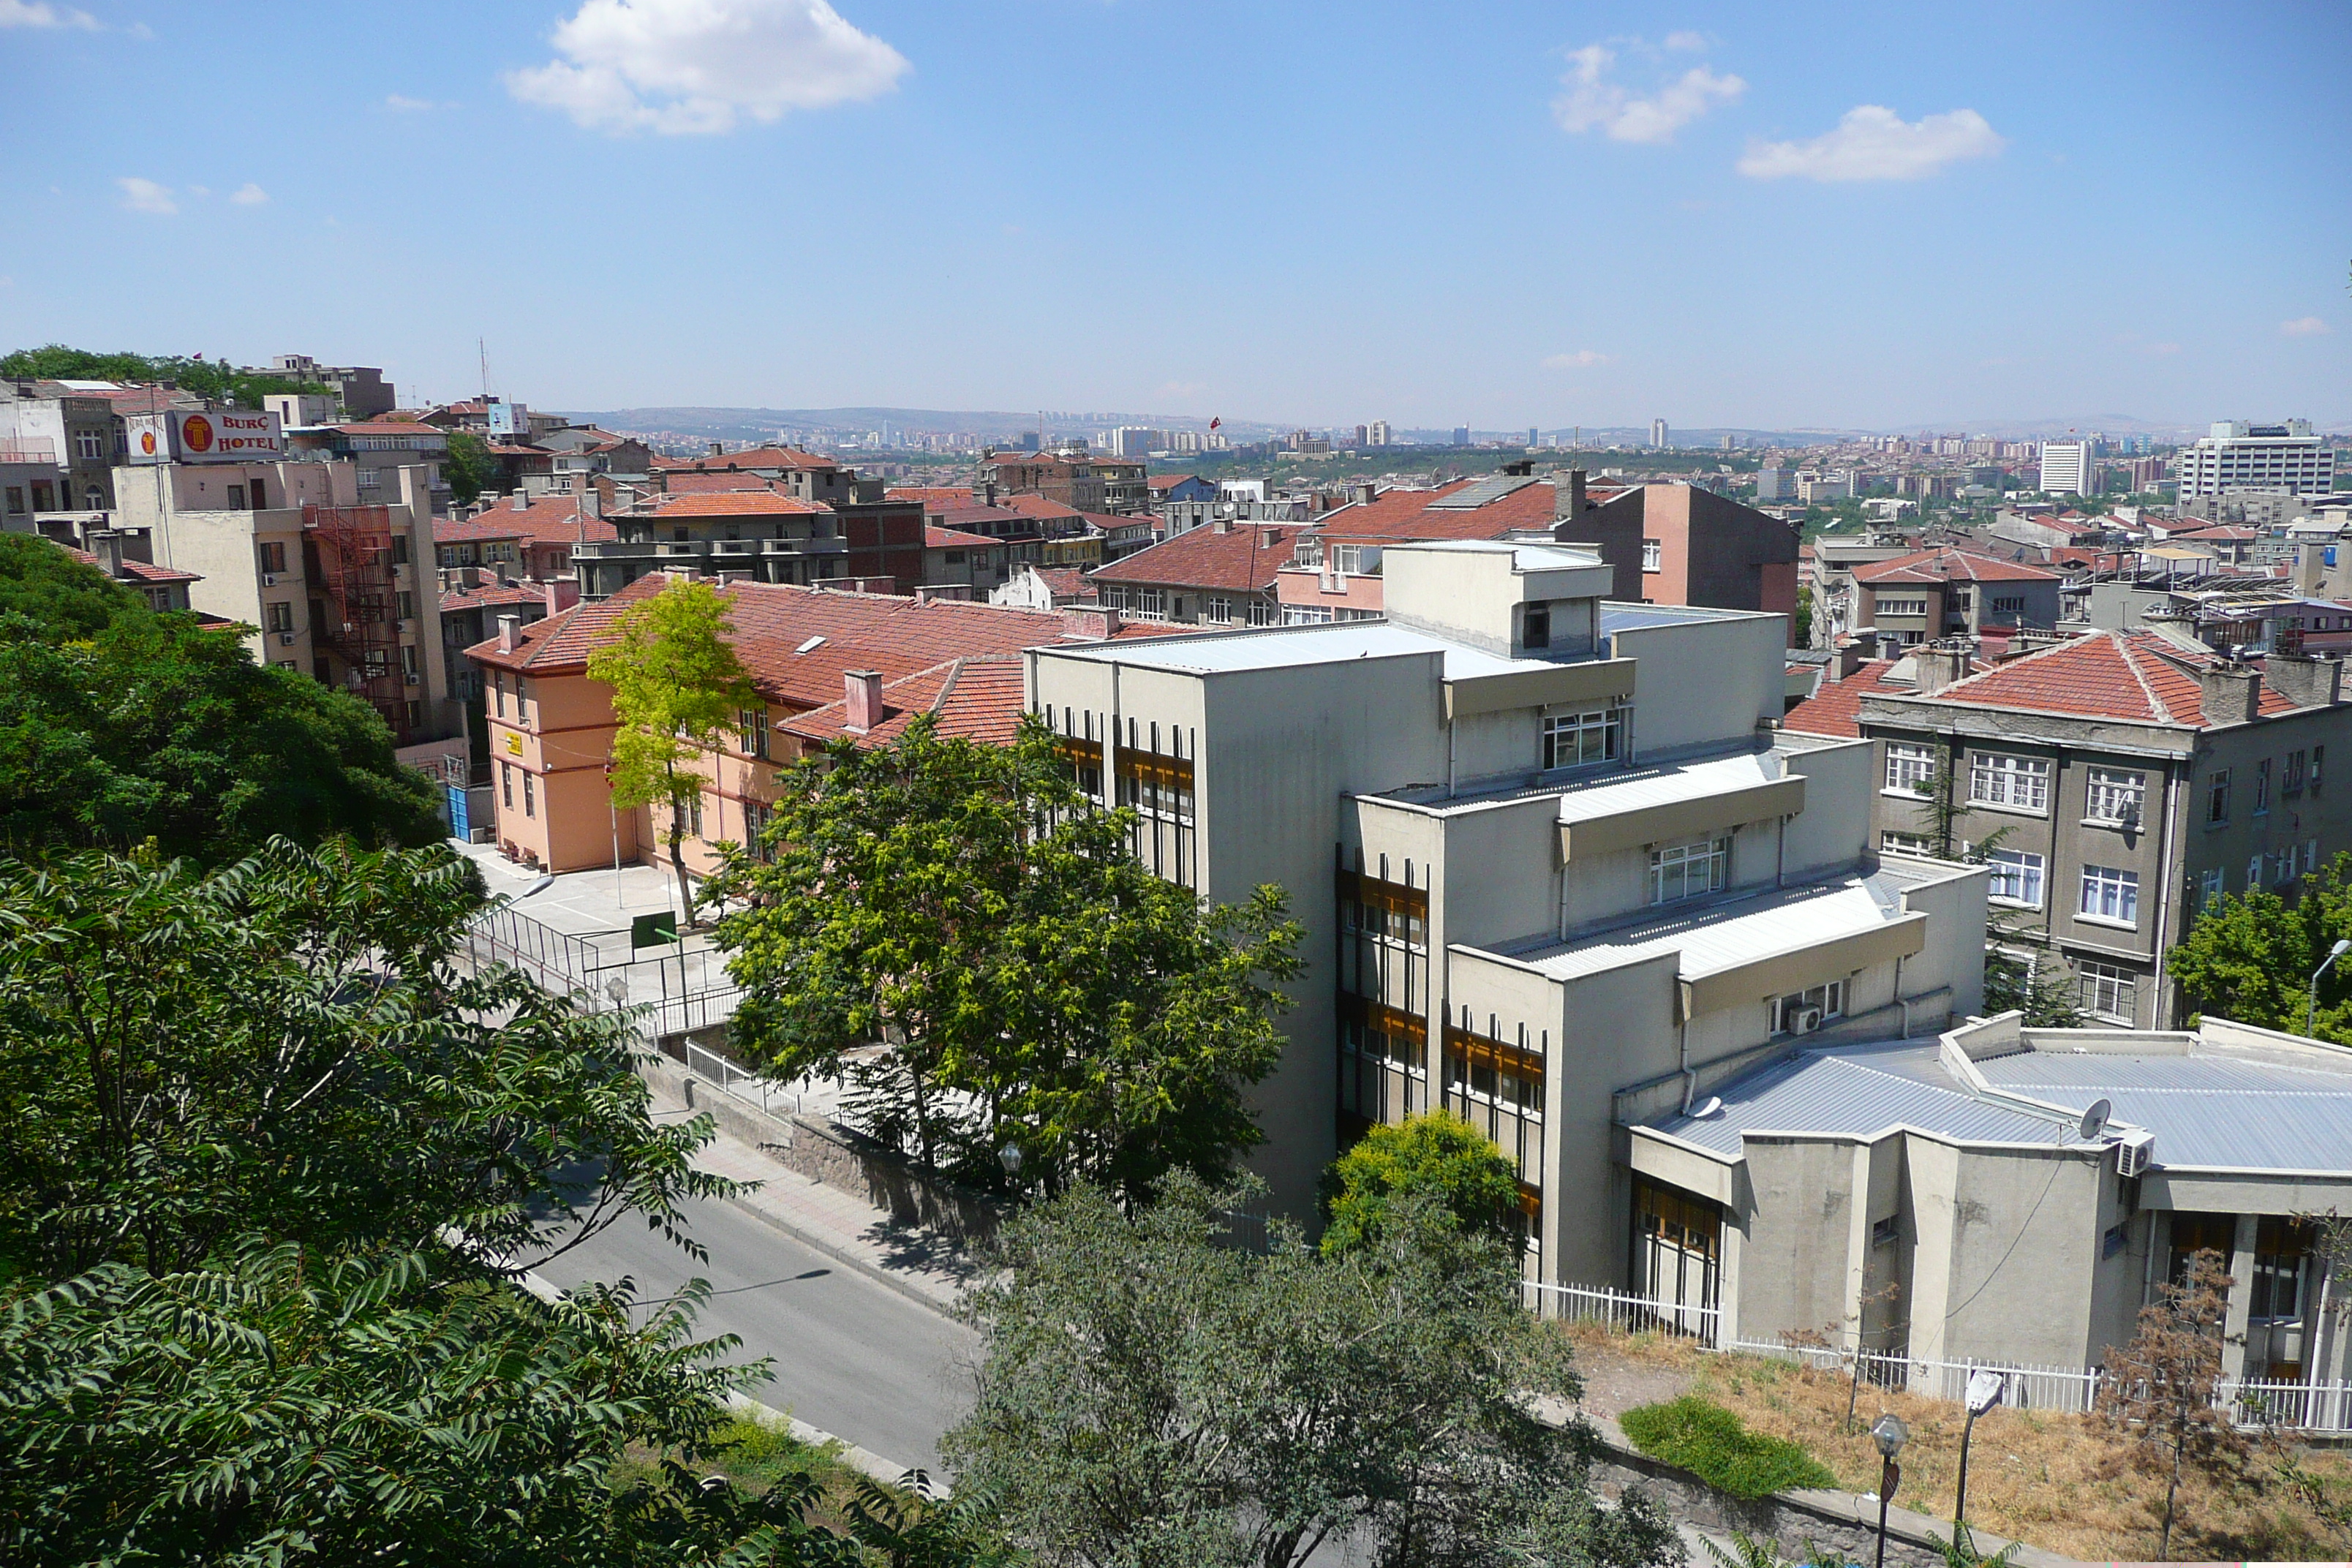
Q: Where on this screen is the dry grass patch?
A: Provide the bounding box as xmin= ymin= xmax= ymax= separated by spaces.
xmin=1563 ymin=1324 xmax=2352 ymax=1563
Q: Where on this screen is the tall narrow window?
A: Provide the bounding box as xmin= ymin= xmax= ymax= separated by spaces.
xmin=2255 ymin=759 xmax=2272 ymax=814
xmin=521 ymin=772 xmax=535 ymax=819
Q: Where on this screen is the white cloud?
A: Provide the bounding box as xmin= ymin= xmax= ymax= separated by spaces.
xmin=1554 ymin=42 xmax=1744 ymax=146
xmin=1542 ymin=350 xmax=1612 ymax=369
xmin=2282 ymin=316 xmax=2332 ymax=337
xmin=230 ymin=182 xmax=268 ymax=205
xmin=116 ymin=176 xmax=176 ymax=214
xmin=507 ymin=0 xmax=908 ymax=135
xmin=1736 ymin=105 xmax=2005 ymax=181
xmin=0 ymin=0 xmax=99 ymax=29
xmin=385 ymin=93 xmax=440 ymax=111
xmin=186 ymin=184 xmax=210 ymax=198
xmin=1662 ymin=30 xmax=1708 ymax=50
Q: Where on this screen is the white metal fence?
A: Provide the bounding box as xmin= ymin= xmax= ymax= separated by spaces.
xmin=674 ymin=1037 xmax=802 ymax=1118
xmin=1542 ymin=1279 xmax=2352 ymax=1432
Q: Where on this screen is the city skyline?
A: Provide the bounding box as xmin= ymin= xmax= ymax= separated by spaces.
xmin=0 ymin=0 xmax=2345 ymax=429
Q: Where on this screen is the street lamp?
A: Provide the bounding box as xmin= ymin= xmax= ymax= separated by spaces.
xmin=2308 ymin=938 xmax=2351 ymax=1038
xmin=998 ymin=1143 xmax=1024 ymax=1198
xmin=1870 ymin=1412 xmax=1909 ymax=1568
xmin=1953 ymin=1370 xmax=2005 ymax=1547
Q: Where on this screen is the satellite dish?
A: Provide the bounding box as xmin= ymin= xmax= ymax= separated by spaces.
xmin=1695 ymin=1096 xmax=1724 ymax=1119
xmin=2078 ymin=1097 xmax=2113 ymax=1142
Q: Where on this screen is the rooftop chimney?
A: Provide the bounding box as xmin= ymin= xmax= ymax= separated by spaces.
xmin=497 ymin=614 xmax=521 ymax=654
xmin=843 ymin=668 xmax=884 ymax=734
xmin=2264 ymin=651 xmax=2342 ymax=709
xmin=87 ymin=528 xmax=126 ymax=579
xmin=544 ymin=579 xmax=581 ymax=617
xmin=1351 ymin=481 xmax=1378 ymax=506
xmin=708 ymin=441 xmax=725 ymax=458
xmin=1213 ymin=513 xmax=1233 ymax=534
xmin=1555 ymin=468 xmax=1588 ymax=520
xmin=2199 ymin=659 xmax=2261 ymax=726
xmin=1060 ymin=606 xmax=1121 ymax=640
xmin=510 ymin=491 xmax=529 ymax=510
xmin=1836 ymin=641 xmax=1867 ymax=679
xmin=1912 ymin=641 xmax=1973 ymax=695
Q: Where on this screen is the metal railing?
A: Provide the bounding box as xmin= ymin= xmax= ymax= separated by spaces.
xmin=670 ymin=1037 xmax=799 ymax=1118
xmin=1545 ymin=1280 xmax=2352 ymax=1431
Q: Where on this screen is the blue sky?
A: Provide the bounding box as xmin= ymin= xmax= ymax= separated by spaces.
xmin=2 ymin=0 xmax=2346 ymax=431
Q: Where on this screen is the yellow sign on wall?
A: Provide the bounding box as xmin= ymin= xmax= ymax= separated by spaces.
xmin=503 ymin=731 xmax=524 ymax=757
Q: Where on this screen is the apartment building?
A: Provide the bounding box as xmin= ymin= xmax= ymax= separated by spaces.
xmin=1562 ymin=479 xmax=1801 ymax=636
xmin=437 ymin=492 xmax=618 ymax=583
xmin=462 ymin=579 xmax=1133 ymax=876
xmin=1787 ymin=633 xmax=2352 ymax=1028
xmin=1091 ymin=517 xmax=1299 ymax=627
xmin=2177 ymin=420 xmax=2334 ymax=499
xmin=1632 ymin=1009 xmax=2352 ymax=1382
xmin=1849 ymin=549 xmax=2065 ymax=646
xmin=268 ymin=355 xmax=394 ymax=419
xmin=0 ymin=385 xmax=121 ymax=510
xmin=979 ymin=449 xmax=1150 ymax=514
xmin=2038 ymin=440 xmax=2095 ymax=497
xmin=1025 ymin=540 xmax=1988 ymax=1275
xmin=1275 ymin=475 xmax=1557 ymax=623
xmin=283 ymin=419 xmax=452 ymax=514
xmin=108 ymin=456 xmax=459 ymax=750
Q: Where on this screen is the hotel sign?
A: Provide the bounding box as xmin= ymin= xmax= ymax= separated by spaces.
xmin=125 ymin=408 xmax=284 ymax=464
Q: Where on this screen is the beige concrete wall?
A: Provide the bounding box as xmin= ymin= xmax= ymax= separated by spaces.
xmin=1916 ymin=1143 xmax=2107 ymax=1368
xmin=1382 ymin=543 xmax=1613 ymax=657
xmin=1777 ymin=736 xmax=1875 ymax=873
xmin=1740 ymin=1137 xmax=1863 ymax=1343
xmin=1617 ymin=612 xmax=1786 ymax=757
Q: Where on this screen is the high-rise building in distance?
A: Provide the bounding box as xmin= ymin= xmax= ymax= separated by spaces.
xmin=2176 ymin=420 xmax=2334 ymax=497
xmin=1368 ymin=420 xmax=1391 ymax=448
xmin=2038 ymin=440 xmax=2094 ymax=497
xmin=1452 ymin=426 xmax=1470 ymax=447
xmin=1650 ymin=418 xmax=1669 ymax=449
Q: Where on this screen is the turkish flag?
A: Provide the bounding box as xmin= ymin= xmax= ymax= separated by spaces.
xmin=1209 ymin=417 xmax=1221 ymax=431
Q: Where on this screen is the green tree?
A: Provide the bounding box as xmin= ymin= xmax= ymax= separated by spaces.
xmin=587 ymin=578 xmax=757 ymax=926
xmin=1792 ymin=585 xmax=1814 ymax=647
xmin=445 ymin=430 xmax=498 ymax=505
xmin=0 ymin=839 xmax=1009 ymax=1565
xmin=1319 ymin=1110 xmax=1520 ymax=1258
xmin=1 ymin=343 xmax=329 ymax=408
xmin=944 ymin=1176 xmax=1682 ymax=1568
xmin=0 ymin=546 xmax=442 ymax=863
xmin=715 ymin=715 xmax=1302 ymax=1196
xmin=2167 ymin=853 xmax=2352 ymax=1040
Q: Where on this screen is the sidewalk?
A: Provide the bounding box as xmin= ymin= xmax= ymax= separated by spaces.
xmin=644 ymin=1068 xmax=983 ymax=1316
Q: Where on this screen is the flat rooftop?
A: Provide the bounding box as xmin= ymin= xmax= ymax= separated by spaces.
xmin=1371 ymin=738 xmax=1819 ymax=816
xmin=1495 ymin=862 xmax=1945 ymax=983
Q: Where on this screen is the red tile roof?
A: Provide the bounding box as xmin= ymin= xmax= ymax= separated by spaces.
xmin=62 ymin=544 xmax=200 ymax=585
xmin=1780 ymin=660 xmax=1904 ymax=738
xmin=467 ymin=576 xmax=1096 ymax=710
xmin=1903 ymin=630 xmax=2299 ymax=726
xmin=998 ymin=493 xmax=1085 ymax=523
xmin=437 ymin=494 xmax=618 ymax=546
xmin=780 ymin=654 xmax=1029 ymax=750
xmin=636 ymin=491 xmax=829 ymax=518
xmin=888 ymin=486 xmax=978 ymax=508
xmin=438 ymin=581 xmax=551 ymax=613
xmin=1147 ymin=473 xmax=1202 ymax=491
xmin=2175 ymin=525 xmax=2258 ymax=541
xmin=927 ymin=525 xmax=1002 ymax=549
xmin=660 ymin=445 xmax=840 ymax=473
xmin=1089 ymin=522 xmax=1300 ymax=592
xmin=1308 ymin=478 xmax=1561 ymax=542
xmin=1852 ymin=548 xmax=2062 ymax=585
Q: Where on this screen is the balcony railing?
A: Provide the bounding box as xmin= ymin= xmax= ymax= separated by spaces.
xmin=0 ymin=439 xmax=59 ymax=463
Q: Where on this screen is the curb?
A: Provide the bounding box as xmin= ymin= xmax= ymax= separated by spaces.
xmin=707 ymin=1175 xmax=969 ymax=1320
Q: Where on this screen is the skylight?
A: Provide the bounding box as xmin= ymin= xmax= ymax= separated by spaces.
xmin=796 ymin=636 xmax=826 ymax=655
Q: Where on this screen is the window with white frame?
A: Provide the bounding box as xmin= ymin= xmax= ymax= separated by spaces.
xmin=1771 ymin=980 xmax=1846 ymax=1036
xmin=1649 ymin=835 xmax=1730 ymax=905
xmin=1882 ymin=831 xmax=1934 ymax=856
xmin=2199 ymin=867 xmax=2224 ymax=910
xmin=1135 ymin=589 xmax=1166 ymax=619
xmin=2084 ymin=767 xmax=2144 ymax=826
xmin=1642 ymin=538 xmax=1662 ymax=572
xmin=2076 ymin=960 xmax=2137 ymax=1024
xmin=1970 ymin=752 xmax=2050 ymax=813
xmin=1335 ymin=543 xmax=1365 ymax=575
xmin=1991 ymin=595 xmax=2027 ymax=617
xmin=1542 ymin=706 xmax=1624 ymax=770
xmin=1987 ymin=848 xmax=2045 ymax=907
xmin=2078 ymin=863 xmax=2140 ymax=925
xmin=2274 ymin=848 xmax=2297 ymax=886
xmin=1884 ymin=743 xmax=1936 ymax=794
xmin=2207 ymin=769 xmax=2231 ymax=823
xmin=1205 ymin=595 xmax=1233 ymax=622
xmin=2306 ymin=837 xmax=2321 ymax=875
xmin=2248 ymin=854 xmax=2264 ymax=889
xmin=2255 ymin=759 xmax=2272 ymax=814
xmin=1875 ymin=596 xmax=1928 ymax=616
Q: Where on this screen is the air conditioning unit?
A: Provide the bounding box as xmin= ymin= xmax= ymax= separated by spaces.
xmin=278 ymin=632 xmax=295 ymax=646
xmin=262 ymin=572 xmax=279 ymax=586
xmin=1796 ymin=1007 xmax=1825 ymax=1033
xmin=2114 ymin=1130 xmax=2156 ymax=1177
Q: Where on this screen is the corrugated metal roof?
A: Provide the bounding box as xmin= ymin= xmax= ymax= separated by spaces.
xmin=1554 ymin=753 xmax=1782 ymax=826
xmin=1975 ymin=1052 xmax=2352 ymax=1174
xmin=1515 ymin=872 xmax=1918 ymax=982
xmin=1652 ymin=1046 xmax=2068 ymax=1158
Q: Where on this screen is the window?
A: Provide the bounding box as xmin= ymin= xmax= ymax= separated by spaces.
xmin=1987 ymin=848 xmax=2045 ymax=907
xmin=396 ymin=591 xmax=415 ymax=622
xmin=1771 ymin=980 xmax=1845 ymax=1036
xmin=2249 ymin=1218 xmax=2313 ymax=1322
xmin=2103 ymin=1222 xmax=2129 ymax=1259
xmin=2285 ymin=749 xmax=2307 ymax=796
xmin=1650 ymin=835 xmax=1730 ymax=905
xmin=75 ymin=431 xmax=103 ymax=461
xmin=1135 ymin=589 xmax=1165 ymax=619
xmin=2315 ymin=746 xmax=2326 ymax=794
xmin=1542 ymin=706 xmax=1624 ymax=769
xmin=2275 ymin=848 xmax=2297 ymax=886
xmin=2307 ymin=837 xmax=2321 ymax=875
xmin=2199 ymin=867 xmax=2224 ymax=910
xmin=493 ymin=671 xmax=507 ymax=719
xmin=2206 ymin=769 xmax=2231 ymax=824
xmin=1871 ymin=1215 xmax=1899 ymax=1248
xmin=2255 ymin=758 xmax=2271 ymax=814
xmin=226 ymin=484 xmax=246 ymax=510
xmin=402 ymin=644 xmax=420 ymax=680
xmin=2084 ymin=767 xmax=2144 ymax=826
xmin=1991 ymin=595 xmax=2027 ymax=617
xmin=2078 ymin=863 xmax=2140 ymax=926
xmin=1874 ymin=596 xmax=1928 ymax=616
xmin=3 ymin=487 xmax=20 ymax=514
xmin=258 ymin=540 xmax=287 ymax=575
xmin=1882 ymin=831 xmax=1934 ymax=856
xmin=2248 ymin=854 xmax=2264 ymax=889
xmin=1641 ymin=538 xmax=1662 ymax=572
xmin=265 ymin=601 xmax=294 ymax=633
xmin=1205 ymin=595 xmax=1232 ymax=622
xmin=682 ymin=793 xmax=704 ymax=837
xmin=743 ymin=799 xmax=775 ymax=862
xmin=355 ymin=467 xmax=380 ymax=488
xmin=1335 ymin=543 xmax=1365 ymax=575
xmin=500 ymin=762 xmax=513 ymax=810
xmin=1523 ymin=606 xmax=1552 ymax=649
xmin=740 ymin=706 xmax=769 ymax=758
xmin=521 ymin=772 xmax=535 ymax=819
xmin=2076 ymin=960 xmax=2137 ymax=1023
xmin=1970 ymin=753 xmax=2050 ymax=813
xmin=251 ymin=478 xmax=267 ymax=509
xmin=1884 ymin=742 xmax=1936 ymax=794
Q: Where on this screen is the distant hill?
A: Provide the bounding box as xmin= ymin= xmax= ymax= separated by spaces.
xmin=553 ymin=406 xmax=1288 ymax=443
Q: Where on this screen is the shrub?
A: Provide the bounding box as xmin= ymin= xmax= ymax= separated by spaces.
xmin=1620 ymin=1395 xmax=1838 ymax=1499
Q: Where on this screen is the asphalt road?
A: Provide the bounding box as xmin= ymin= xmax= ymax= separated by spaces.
xmin=528 ymin=1192 xmax=980 ymax=1476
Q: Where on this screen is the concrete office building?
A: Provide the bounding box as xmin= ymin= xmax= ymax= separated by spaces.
xmin=1025 ymin=540 xmax=1988 ymax=1283
xmin=2039 ymin=440 xmax=2095 ymax=497
xmin=1368 ymin=421 xmax=1392 ymax=448
xmin=1632 ymin=1009 xmax=2352 ymax=1382
xmin=1650 ymin=418 xmax=1670 ymax=451
xmin=2178 ymin=421 xmax=2335 ymax=499
xmin=1788 ymin=631 xmax=2352 ymax=1029
xmin=1754 ymin=467 xmax=1792 ymax=503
